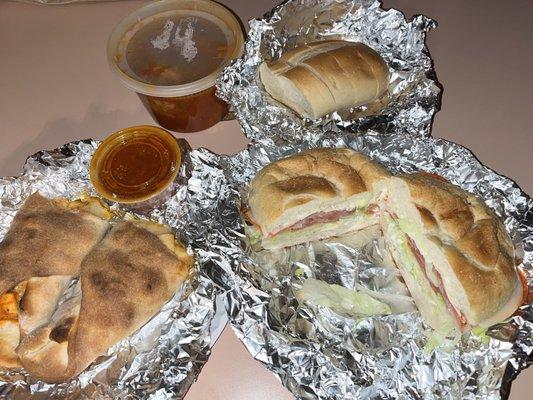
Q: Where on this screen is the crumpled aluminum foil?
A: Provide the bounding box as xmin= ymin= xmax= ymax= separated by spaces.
xmin=220 ymin=132 xmax=533 ymax=400
xmin=217 ymin=0 xmax=441 ymax=144
xmin=0 ymin=140 xmax=229 ymax=399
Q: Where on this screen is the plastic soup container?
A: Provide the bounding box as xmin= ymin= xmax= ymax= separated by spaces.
xmin=107 ymin=0 xmax=244 ymax=133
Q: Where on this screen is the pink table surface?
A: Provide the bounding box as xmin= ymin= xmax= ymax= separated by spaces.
xmin=0 ymin=1 xmax=531 ymax=399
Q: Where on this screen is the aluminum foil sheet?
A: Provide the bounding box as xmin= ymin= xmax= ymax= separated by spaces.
xmin=220 ymin=133 xmax=533 ymax=399
xmin=217 ymin=0 xmax=441 ymax=144
xmin=0 ymin=140 xmax=230 ymax=399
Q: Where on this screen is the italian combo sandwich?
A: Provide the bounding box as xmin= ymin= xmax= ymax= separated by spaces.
xmin=243 ymin=148 xmax=528 ymax=332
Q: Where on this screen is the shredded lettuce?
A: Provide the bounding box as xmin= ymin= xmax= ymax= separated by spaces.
xmin=295 ymin=278 xmax=391 ymax=317
xmin=423 ymin=323 xmax=459 ymax=353
xmin=294 ymin=267 xmax=305 ymax=278
xmin=353 ymin=282 xmax=416 ymax=313
xmin=244 ymin=223 xmax=261 ymax=246
xmin=471 ymin=326 xmax=490 ymax=345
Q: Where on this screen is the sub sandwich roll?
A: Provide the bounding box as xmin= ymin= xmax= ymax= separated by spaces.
xmin=383 ymin=173 xmax=524 ymax=331
xmin=259 ymin=40 xmax=389 ymax=119
xmin=246 ymin=148 xmax=390 ymax=249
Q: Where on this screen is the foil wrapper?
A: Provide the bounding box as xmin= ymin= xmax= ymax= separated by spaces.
xmin=217 ymin=0 xmax=441 ymax=144
xmin=220 ymin=133 xmax=533 ymax=399
xmin=0 ymin=140 xmax=229 ymax=399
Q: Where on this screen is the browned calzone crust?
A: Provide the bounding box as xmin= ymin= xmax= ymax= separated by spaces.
xmin=0 ymin=193 xmax=109 ymax=296
xmin=0 ymin=277 xmax=72 ymax=369
xmin=18 ymin=221 xmax=193 ymax=382
xmin=18 ymin=276 xmax=72 ymax=336
xmin=0 ymin=193 xmax=109 ymax=370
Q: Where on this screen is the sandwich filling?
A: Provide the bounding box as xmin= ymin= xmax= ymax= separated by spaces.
xmin=404 ymin=235 xmax=468 ymax=329
xmin=383 ymin=214 xmax=456 ymax=331
xmin=245 ymin=204 xmax=380 ymax=249
xmin=384 ymin=211 xmax=471 ymax=331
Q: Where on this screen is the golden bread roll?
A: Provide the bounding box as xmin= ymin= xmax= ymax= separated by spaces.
xmin=259 ymin=40 xmax=389 ymax=119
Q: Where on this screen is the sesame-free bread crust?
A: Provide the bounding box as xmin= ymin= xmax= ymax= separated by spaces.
xmin=248 ymin=148 xmax=390 ymax=235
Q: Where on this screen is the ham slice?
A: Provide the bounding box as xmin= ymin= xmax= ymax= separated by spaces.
xmin=405 ymin=235 xmax=469 ymax=330
xmin=287 ymin=209 xmax=356 ymax=231
xmin=245 ymin=202 xmax=380 ymax=239
xmin=277 ymin=204 xmax=380 ymax=235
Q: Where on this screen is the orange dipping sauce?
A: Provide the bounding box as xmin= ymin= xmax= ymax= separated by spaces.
xmin=90 ymin=125 xmax=182 ymax=207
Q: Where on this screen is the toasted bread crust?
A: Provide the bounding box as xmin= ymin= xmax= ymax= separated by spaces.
xmin=398 ymin=173 xmax=518 ymax=324
xmin=248 ymin=148 xmax=390 ymax=234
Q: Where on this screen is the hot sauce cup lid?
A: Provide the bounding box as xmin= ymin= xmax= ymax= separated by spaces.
xmin=90 ymin=125 xmax=182 ymax=204
xmin=107 ymin=0 xmax=245 ymax=98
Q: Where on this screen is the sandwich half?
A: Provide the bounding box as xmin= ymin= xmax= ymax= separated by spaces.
xmin=382 ymin=173 xmax=524 ymax=331
xmin=245 ymin=148 xmax=390 ymax=249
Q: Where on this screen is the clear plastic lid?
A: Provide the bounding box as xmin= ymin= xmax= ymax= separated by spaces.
xmin=107 ymin=0 xmax=244 ymax=97
xmin=90 ymin=125 xmax=181 ymax=204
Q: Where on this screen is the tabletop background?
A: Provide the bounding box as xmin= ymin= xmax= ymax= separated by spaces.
xmin=0 ymin=1 xmax=531 ymax=399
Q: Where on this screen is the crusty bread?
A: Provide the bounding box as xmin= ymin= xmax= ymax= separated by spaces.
xmin=259 ymin=40 xmax=389 ymax=119
xmin=248 ymin=148 xmax=391 ymax=239
xmin=17 ymin=220 xmax=193 ymax=382
xmin=385 ymin=173 xmax=522 ymax=328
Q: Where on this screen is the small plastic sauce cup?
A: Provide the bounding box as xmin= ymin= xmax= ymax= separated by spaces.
xmin=107 ymin=0 xmax=244 ymax=133
xmin=90 ymin=125 xmax=187 ymax=211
